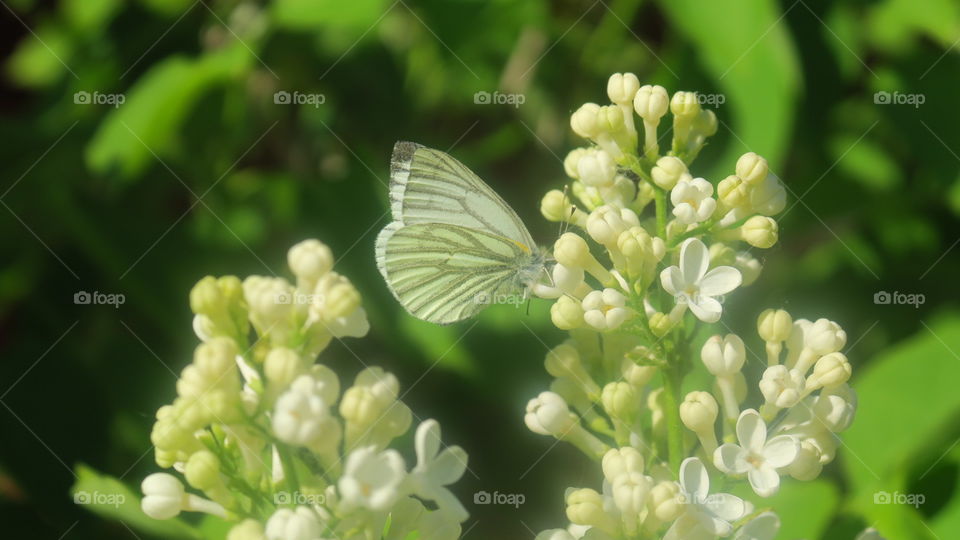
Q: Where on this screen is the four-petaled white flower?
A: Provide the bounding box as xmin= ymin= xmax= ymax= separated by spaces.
xmin=272 ymin=375 xmax=332 ymax=447
xmin=714 ymin=409 xmax=800 ymax=497
xmin=410 ymin=420 xmax=469 ymax=522
xmin=338 ymin=446 xmax=407 ymax=511
xmin=671 ymin=177 xmax=717 ymax=225
xmin=660 ymin=238 xmax=742 ymax=323
xmin=582 ymin=288 xmax=630 ymax=331
xmin=665 ymin=457 xmax=747 ymax=540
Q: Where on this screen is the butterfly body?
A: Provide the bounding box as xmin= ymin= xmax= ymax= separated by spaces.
xmin=376 ymin=142 xmax=545 ymax=324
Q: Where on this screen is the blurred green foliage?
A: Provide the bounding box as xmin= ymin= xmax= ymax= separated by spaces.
xmin=1 ymin=0 xmax=959 ymax=538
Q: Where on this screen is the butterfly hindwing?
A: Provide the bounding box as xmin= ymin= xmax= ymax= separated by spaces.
xmin=377 ymin=222 xmax=534 ymax=325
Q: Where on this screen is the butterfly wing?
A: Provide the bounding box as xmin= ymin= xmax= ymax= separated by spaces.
xmin=388 ymin=141 xmax=537 ymax=250
xmin=376 ymin=222 xmax=536 ymax=324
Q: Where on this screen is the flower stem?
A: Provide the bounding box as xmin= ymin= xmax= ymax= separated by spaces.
xmin=654 ymin=188 xmax=667 ymax=239
xmin=660 ymin=363 xmax=684 ymax=475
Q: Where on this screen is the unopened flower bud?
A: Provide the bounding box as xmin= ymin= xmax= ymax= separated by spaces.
xmin=651 ymin=156 xmax=687 ymax=190
xmin=633 ymin=85 xmax=669 ymax=123
xmin=701 ymin=334 xmax=746 ymax=376
xmin=551 ymin=296 xmax=584 ymax=330
xmin=607 ymin=73 xmax=641 ymax=105
xmin=670 ymin=91 xmax=700 ymax=118
xmin=601 ymin=382 xmax=638 ymax=422
xmin=740 ymin=216 xmax=778 ymax=248
xmin=736 ymin=152 xmax=769 ymax=185
xmin=571 ymin=103 xmax=602 ymax=139
xmin=758 ymin=309 xmax=793 ymax=343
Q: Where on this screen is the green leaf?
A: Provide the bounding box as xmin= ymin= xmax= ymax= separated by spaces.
xmin=61 ymin=0 xmax=122 ymax=33
xmin=85 ymin=44 xmax=253 ymax=180
xmin=71 ymin=464 xmax=200 ymax=539
xmin=656 ymin=0 xmax=800 ymax=173
xmin=271 ymin=0 xmax=389 ymax=31
xmin=763 ymin=480 xmax=839 ymax=539
xmin=399 ymin=318 xmax=475 ymax=377
xmin=829 ymin=134 xmax=900 ymax=191
xmin=5 ymin=21 xmax=74 ymax=88
xmin=843 ymin=315 xmax=960 ymax=490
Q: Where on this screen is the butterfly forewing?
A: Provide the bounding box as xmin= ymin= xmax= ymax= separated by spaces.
xmin=389 ymin=142 xmax=536 ymax=250
xmin=377 ymin=223 xmax=535 ymax=324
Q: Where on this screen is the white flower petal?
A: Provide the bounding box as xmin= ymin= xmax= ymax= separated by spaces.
xmin=735 ymin=511 xmax=781 ymax=540
xmin=736 ymin=409 xmax=767 ymax=453
xmin=763 ymin=435 xmax=800 ymax=469
xmin=660 ymin=266 xmax=684 ymax=295
xmin=694 ymin=509 xmax=734 ymax=536
xmin=748 ymin=465 xmax=781 ymax=497
xmin=430 ymin=446 xmax=468 ymax=485
xmin=704 ymin=492 xmax=747 ymax=522
xmin=699 ymin=266 xmax=742 ymax=296
xmin=415 ymin=420 xmax=442 ymax=468
xmin=680 ymin=238 xmax=710 ymax=284
xmin=688 ymin=296 xmax=722 ymax=323
xmin=680 ymin=457 xmax=709 ymax=500
xmin=714 ymin=443 xmax=750 ymax=475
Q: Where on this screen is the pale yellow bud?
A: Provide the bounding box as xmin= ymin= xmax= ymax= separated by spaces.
xmin=717 ymin=175 xmax=749 ymax=208
xmin=648 ymin=481 xmax=682 ymax=521
xmin=633 ymin=85 xmax=669 ymax=123
xmin=571 ymin=103 xmax=602 ymax=139
xmin=650 ymin=156 xmax=687 ymax=190
xmin=670 ymin=91 xmax=700 ymax=118
xmin=601 ymin=382 xmax=638 ymax=422
xmin=809 ymin=352 xmax=852 ymax=389
xmin=758 ymin=309 xmax=793 ymax=343
xmin=679 ymin=391 xmax=718 ymax=433
xmin=607 ymin=73 xmax=641 ymax=105
xmin=551 ymin=296 xmax=584 ymax=330
xmin=740 ymin=216 xmax=778 ymax=248
xmin=566 ymin=488 xmax=616 ymax=531
xmin=184 ymin=450 xmax=221 ymax=491
xmin=736 ymin=152 xmax=769 ymax=185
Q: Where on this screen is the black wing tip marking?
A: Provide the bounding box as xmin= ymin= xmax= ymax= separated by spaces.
xmin=391 ymin=141 xmax=422 ymax=168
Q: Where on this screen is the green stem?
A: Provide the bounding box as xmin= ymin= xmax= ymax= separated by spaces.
xmin=275 ymin=444 xmax=301 ymax=498
xmin=660 ymin=364 xmax=684 ymax=475
xmin=654 ymin=188 xmax=667 ymax=239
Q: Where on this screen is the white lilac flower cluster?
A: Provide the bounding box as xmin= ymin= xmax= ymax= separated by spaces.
xmin=140 ymin=239 xmax=468 ymax=540
xmin=528 ymin=74 xmax=871 ymax=540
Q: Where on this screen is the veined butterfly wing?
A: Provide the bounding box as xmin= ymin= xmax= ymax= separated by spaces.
xmin=376 ymin=142 xmax=544 ymax=324
xmin=387 ymin=142 xmax=536 ymax=250
xmin=376 ymin=222 xmax=540 ymax=324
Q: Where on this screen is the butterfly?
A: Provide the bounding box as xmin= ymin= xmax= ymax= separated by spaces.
xmin=375 ymin=142 xmax=547 ymax=324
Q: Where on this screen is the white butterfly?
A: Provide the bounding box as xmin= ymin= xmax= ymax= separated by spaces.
xmin=376 ymin=142 xmax=546 ymax=324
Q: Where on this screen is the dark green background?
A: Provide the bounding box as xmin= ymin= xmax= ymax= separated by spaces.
xmin=1 ymin=0 xmax=959 ymax=538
